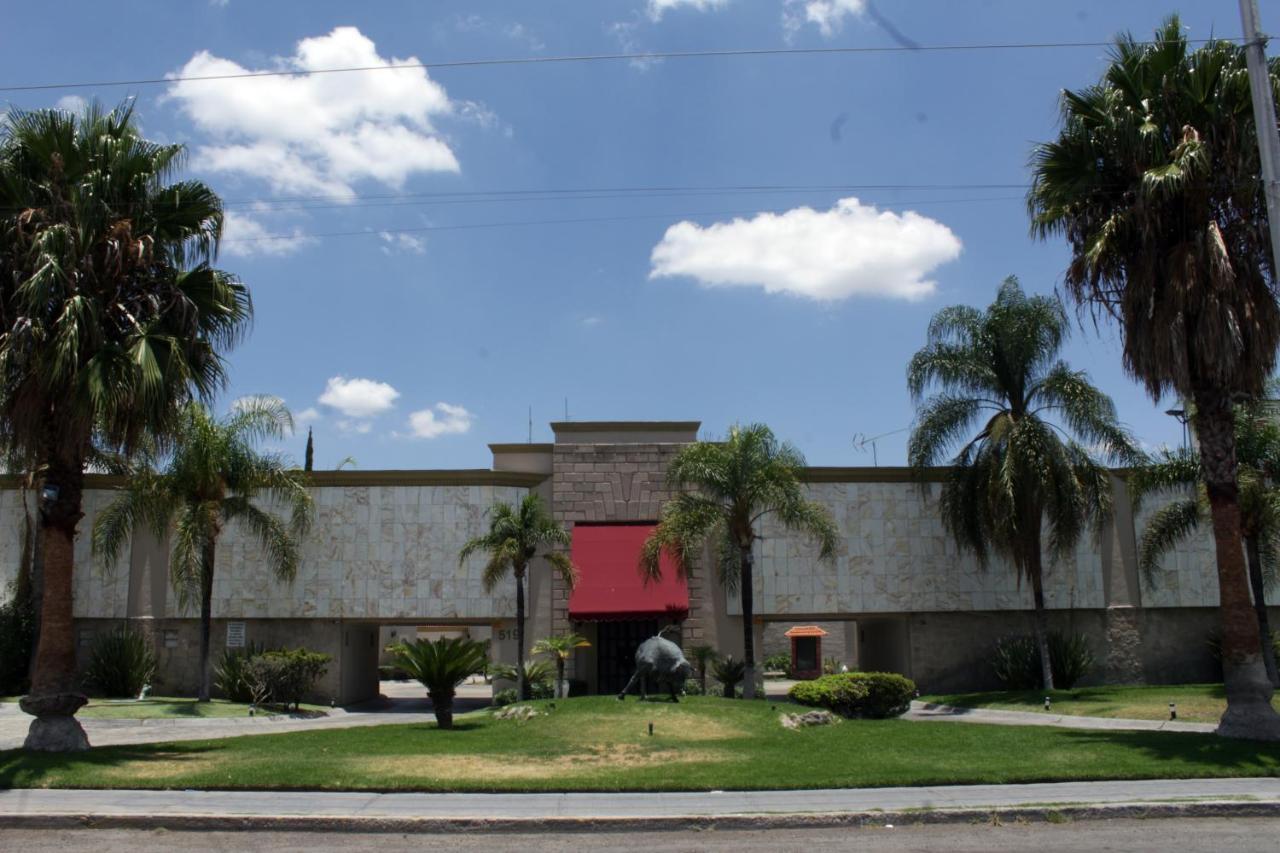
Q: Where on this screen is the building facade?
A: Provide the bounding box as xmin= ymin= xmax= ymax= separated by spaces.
xmin=0 ymin=420 xmax=1267 ymax=704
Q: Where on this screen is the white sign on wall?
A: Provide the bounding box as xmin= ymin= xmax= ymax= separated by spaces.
xmin=226 ymin=621 xmax=246 ymax=648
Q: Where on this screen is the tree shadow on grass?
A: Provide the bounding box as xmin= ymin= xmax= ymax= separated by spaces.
xmin=1055 ymin=727 xmax=1280 ymax=773
xmin=0 ymin=741 xmax=227 ymax=787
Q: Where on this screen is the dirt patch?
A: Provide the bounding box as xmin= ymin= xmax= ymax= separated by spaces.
xmin=350 ymin=744 xmax=726 ymax=781
xmin=563 ymin=712 xmax=750 ymax=743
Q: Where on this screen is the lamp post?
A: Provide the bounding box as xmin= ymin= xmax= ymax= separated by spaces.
xmin=1164 ymin=408 xmax=1190 ymax=454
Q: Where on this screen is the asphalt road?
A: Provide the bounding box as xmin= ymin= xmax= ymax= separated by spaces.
xmin=1 ymin=818 xmax=1276 ymax=851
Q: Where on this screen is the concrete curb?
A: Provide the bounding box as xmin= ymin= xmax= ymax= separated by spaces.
xmin=2 ymin=799 xmax=1276 ymax=834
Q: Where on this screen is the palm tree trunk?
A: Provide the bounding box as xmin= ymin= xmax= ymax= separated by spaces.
xmin=1194 ymin=390 xmax=1280 ymax=740
xmin=740 ymin=544 xmax=757 ymax=700
xmin=432 ymin=690 xmax=455 ymax=729
xmin=198 ymin=542 xmax=215 ymax=703
xmin=515 ymin=567 xmax=527 ymax=701
xmin=1029 ymin=554 xmax=1056 ymax=692
xmin=1244 ymin=536 xmax=1280 ymax=687
xmin=20 ymin=457 xmax=89 ymax=751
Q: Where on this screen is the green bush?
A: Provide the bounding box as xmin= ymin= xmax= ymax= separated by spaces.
xmin=788 ymin=672 xmax=916 ymax=718
xmin=711 ymin=655 xmax=746 ymax=697
xmin=491 ymin=680 xmax=555 ymax=708
xmin=214 ymin=642 xmax=265 ymax=703
xmin=683 ymin=677 xmax=703 ymax=695
xmin=243 ymin=648 xmax=330 ymax=710
xmin=0 ymin=582 xmax=35 ymax=696
xmin=488 ymin=659 xmax=554 ymax=688
xmin=992 ymin=632 xmax=1096 ymax=689
xmin=388 ymin=637 xmax=490 ymax=728
xmin=84 ymin=624 xmax=157 ymax=698
xmin=763 ymin=653 xmax=791 ymax=673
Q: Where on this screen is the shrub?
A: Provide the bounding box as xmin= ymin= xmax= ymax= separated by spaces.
xmin=244 ymin=648 xmax=330 ymax=710
xmin=493 ymin=687 xmax=518 ymax=707
xmin=1048 ymin=632 xmax=1095 ymax=689
xmin=214 ymin=642 xmax=265 ymax=703
xmin=788 ymin=672 xmax=916 ymax=718
xmin=823 ymin=656 xmax=845 ymax=675
xmin=0 ymin=582 xmax=35 ymax=696
xmin=711 ymin=655 xmax=746 ymax=697
xmin=388 ymin=637 xmax=489 ymax=728
xmin=763 ymin=653 xmax=791 ymax=673
xmin=991 ymin=632 xmax=1096 ymax=689
xmin=488 ymin=659 xmax=554 ymax=689
xmin=683 ymin=677 xmax=703 ymax=695
xmin=84 ymin=624 xmax=157 ymax=698
xmin=492 ymin=680 xmax=554 ymax=707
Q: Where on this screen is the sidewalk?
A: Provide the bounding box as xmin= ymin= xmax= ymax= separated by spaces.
xmin=1 ymin=778 xmax=1276 ymax=831
xmin=904 ymin=701 xmax=1217 ymax=733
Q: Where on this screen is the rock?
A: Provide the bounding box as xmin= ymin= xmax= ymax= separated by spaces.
xmin=780 ymin=710 xmax=840 ymax=730
xmin=494 ymin=704 xmax=539 ymax=722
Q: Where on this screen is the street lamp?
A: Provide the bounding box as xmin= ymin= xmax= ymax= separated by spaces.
xmin=1164 ymin=408 xmax=1189 ymax=454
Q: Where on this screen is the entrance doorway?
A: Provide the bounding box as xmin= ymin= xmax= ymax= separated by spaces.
xmin=596 ymin=619 xmax=658 ymax=694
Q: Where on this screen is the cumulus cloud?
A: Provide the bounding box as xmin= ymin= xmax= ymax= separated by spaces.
xmin=54 ymin=95 xmax=87 ymax=113
xmin=784 ymin=0 xmax=867 ymax=37
xmin=379 ymin=231 xmax=427 ymax=255
xmin=649 ymin=197 xmax=962 ymax=302
xmin=295 ymin=406 xmax=321 ymax=425
xmin=220 ymin=211 xmax=313 ymax=257
xmin=165 ymin=27 xmax=460 ymax=199
xmin=407 ymin=403 xmax=474 ymax=439
xmin=647 ymin=0 xmax=731 ymax=21
xmin=318 ymin=376 xmax=400 ymax=419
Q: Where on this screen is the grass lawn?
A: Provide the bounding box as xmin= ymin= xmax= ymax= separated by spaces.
xmin=1 ymin=696 xmax=328 ymax=720
xmin=920 ymin=683 xmax=1280 ymax=724
xmin=2 ymin=695 xmax=1279 ymax=792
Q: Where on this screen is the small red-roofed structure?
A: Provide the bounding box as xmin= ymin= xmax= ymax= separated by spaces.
xmin=784 ymin=625 xmax=829 ymax=680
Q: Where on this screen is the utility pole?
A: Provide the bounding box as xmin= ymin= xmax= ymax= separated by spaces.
xmin=1240 ymin=0 xmax=1280 ymax=270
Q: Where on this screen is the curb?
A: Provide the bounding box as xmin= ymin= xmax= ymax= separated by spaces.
xmin=2 ymin=799 xmax=1276 ymax=834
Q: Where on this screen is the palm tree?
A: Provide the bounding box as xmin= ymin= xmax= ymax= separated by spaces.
xmin=1028 ymin=17 xmax=1280 ymax=738
xmin=1132 ymin=397 xmax=1280 ymax=686
xmin=687 ymin=644 xmax=718 ymax=695
xmin=641 ymin=424 xmax=838 ymax=699
xmin=388 ymin=636 xmax=489 ymax=729
xmin=532 ymin=633 xmax=590 ymax=698
xmin=459 ymin=495 xmax=577 ymax=700
xmin=93 ymin=398 xmax=313 ymax=701
xmin=0 ymin=102 xmax=252 ymax=750
xmin=908 ymin=278 xmax=1137 ymax=690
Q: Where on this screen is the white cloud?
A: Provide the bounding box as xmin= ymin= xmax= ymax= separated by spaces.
xmin=407 ymin=403 xmax=474 ymax=439
xmin=318 ymin=376 xmax=400 ymax=419
xmin=336 ymin=419 xmax=373 ymax=435
xmin=649 ymin=197 xmax=962 ymax=302
xmin=784 ymin=0 xmax=867 ymax=38
xmin=165 ymin=27 xmax=460 ymax=199
xmin=648 ymin=0 xmax=731 ymax=22
xmin=220 ymin=211 xmax=313 ymax=257
xmin=295 ymin=407 xmax=321 ymax=425
xmin=380 ymin=231 xmax=427 ymax=255
xmin=54 ymin=95 xmax=87 ymax=113
xmin=580 ymin=314 xmax=604 ymax=327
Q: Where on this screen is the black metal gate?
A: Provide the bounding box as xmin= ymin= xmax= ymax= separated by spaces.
xmin=596 ymin=619 xmax=658 ymax=695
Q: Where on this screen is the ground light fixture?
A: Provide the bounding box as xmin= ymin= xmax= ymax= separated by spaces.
xmin=648 ymin=721 xmax=654 ymax=736
xmin=1170 ymin=702 xmax=1177 ymax=721
xmin=1044 ymin=696 xmax=1051 ymax=712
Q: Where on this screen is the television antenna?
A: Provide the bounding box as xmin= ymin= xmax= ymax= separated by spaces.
xmin=852 ymin=427 xmax=909 ymax=467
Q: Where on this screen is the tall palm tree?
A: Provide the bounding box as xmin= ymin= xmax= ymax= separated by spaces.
xmin=1028 ymin=17 xmax=1280 ymax=738
xmin=641 ymin=424 xmax=837 ymax=699
xmin=1132 ymin=397 xmax=1280 ymax=686
xmin=908 ymin=278 xmax=1136 ymax=690
xmin=532 ymin=633 xmax=590 ymax=698
xmin=0 ymin=102 xmax=251 ymax=750
xmin=459 ymin=495 xmax=577 ymax=700
xmin=93 ymin=398 xmax=313 ymax=701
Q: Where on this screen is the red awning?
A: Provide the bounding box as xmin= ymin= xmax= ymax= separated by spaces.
xmin=568 ymin=524 xmax=689 ymax=622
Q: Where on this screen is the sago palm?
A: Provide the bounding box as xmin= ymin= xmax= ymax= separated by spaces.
xmin=388 ymin=636 xmax=489 ymax=729
xmin=1132 ymin=397 xmax=1280 ymax=686
xmin=459 ymin=495 xmax=576 ymax=700
xmin=532 ymin=633 xmax=590 ymax=698
xmin=908 ymin=277 xmax=1137 ymax=690
xmin=1028 ymin=16 xmax=1280 ymax=738
xmin=641 ymin=424 xmax=837 ymax=699
xmin=93 ymin=398 xmax=313 ymax=701
xmin=0 ymin=102 xmax=251 ymax=750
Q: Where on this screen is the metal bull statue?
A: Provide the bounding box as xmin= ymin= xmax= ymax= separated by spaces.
xmin=617 ymin=633 xmax=694 ymax=702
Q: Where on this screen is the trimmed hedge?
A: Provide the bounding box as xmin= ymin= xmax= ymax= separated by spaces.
xmin=788 ymin=672 xmax=916 ymax=718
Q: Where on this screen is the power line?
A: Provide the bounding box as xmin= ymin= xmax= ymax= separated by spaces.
xmin=0 ymin=38 xmax=1247 ymax=94
xmin=219 ymin=195 xmax=1025 ymax=245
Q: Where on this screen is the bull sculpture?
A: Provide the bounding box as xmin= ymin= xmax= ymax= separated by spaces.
xmin=617 ymin=633 xmax=694 ymax=702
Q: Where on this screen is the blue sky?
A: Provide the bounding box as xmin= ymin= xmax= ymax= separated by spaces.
xmin=1 ymin=1 xmax=1267 ymax=469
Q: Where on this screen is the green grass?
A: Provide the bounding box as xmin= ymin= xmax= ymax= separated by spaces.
xmin=920 ymin=683 xmax=1280 ymax=724
xmin=1 ymin=696 xmax=328 ymax=720
xmin=2 ymin=695 xmax=1279 ymax=792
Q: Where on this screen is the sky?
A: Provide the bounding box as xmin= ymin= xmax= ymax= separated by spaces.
xmin=0 ymin=1 xmax=1271 ymax=470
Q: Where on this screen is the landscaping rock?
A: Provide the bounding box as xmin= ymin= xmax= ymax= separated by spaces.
xmin=493 ymin=704 xmax=540 ymax=722
xmin=780 ymin=710 xmax=840 ymax=730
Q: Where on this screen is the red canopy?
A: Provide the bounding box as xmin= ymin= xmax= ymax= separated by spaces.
xmin=568 ymin=524 xmax=689 ymax=622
